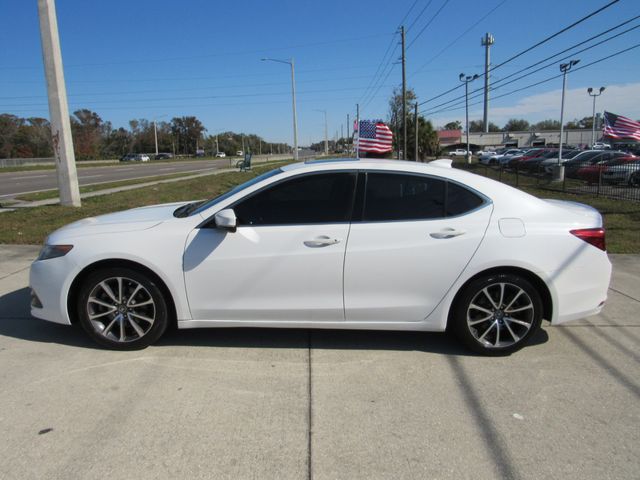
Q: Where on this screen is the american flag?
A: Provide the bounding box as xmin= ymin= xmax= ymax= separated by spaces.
xmin=355 ymin=120 xmax=393 ymax=153
xmin=603 ymin=111 xmax=640 ymax=141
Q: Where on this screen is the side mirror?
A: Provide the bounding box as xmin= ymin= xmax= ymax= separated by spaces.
xmin=214 ymin=208 xmax=237 ymax=232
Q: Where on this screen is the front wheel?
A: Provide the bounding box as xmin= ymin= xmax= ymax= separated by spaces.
xmin=77 ymin=267 xmax=169 ymax=350
xmin=451 ymin=273 xmax=543 ymax=355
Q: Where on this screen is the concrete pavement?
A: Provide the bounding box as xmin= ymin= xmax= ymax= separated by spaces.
xmin=0 ymin=246 xmax=638 ymax=480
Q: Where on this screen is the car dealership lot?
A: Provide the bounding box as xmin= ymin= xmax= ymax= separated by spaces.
xmin=0 ymin=245 xmax=638 ymax=480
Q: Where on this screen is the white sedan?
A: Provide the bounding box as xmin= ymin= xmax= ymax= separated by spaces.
xmin=30 ymin=158 xmax=611 ymax=355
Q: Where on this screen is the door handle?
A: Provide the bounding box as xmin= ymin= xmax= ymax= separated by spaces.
xmin=304 ymin=235 xmax=341 ymax=247
xmin=430 ymin=228 xmax=466 ymax=239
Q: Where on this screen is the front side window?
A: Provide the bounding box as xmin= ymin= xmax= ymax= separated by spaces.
xmin=233 ymin=172 xmax=356 ymax=226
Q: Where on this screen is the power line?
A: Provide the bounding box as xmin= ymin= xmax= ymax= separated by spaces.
xmin=420 ymin=20 xmax=640 ymax=112
xmin=420 ymin=43 xmax=640 ymax=117
xmin=413 ymin=0 xmax=509 ymax=74
xmin=416 ymin=0 xmax=623 ymax=107
xmin=406 ymin=0 xmax=452 ymax=50
xmin=0 ymin=33 xmax=395 ymax=70
xmin=406 ymin=0 xmax=434 ymax=32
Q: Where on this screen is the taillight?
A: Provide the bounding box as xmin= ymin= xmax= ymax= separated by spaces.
xmin=570 ymin=228 xmax=606 ymax=251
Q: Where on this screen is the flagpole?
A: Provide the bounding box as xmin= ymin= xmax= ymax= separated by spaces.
xmin=356 ymin=104 xmax=360 ymax=159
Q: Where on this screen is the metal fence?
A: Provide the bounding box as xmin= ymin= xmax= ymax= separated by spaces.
xmin=456 ymin=158 xmax=640 ymax=202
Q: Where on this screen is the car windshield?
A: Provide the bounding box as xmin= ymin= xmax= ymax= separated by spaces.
xmin=187 ymin=168 xmax=284 ymax=217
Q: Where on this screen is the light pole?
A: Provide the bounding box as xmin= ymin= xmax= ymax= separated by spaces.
xmin=459 ymin=73 xmax=479 ymax=164
xmin=555 ymin=59 xmax=580 ymax=182
xmin=262 ymin=57 xmax=299 ymax=161
xmin=314 ymin=109 xmax=328 ymax=155
xmin=587 ymin=87 xmax=605 ymax=147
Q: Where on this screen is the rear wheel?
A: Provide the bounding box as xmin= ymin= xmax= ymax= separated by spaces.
xmin=77 ymin=267 xmax=169 ymax=350
xmin=451 ymin=273 xmax=543 ymax=355
xmin=629 ymin=172 xmax=640 ymax=187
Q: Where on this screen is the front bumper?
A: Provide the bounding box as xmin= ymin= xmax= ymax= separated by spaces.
xmin=29 ymin=255 xmax=76 ymax=325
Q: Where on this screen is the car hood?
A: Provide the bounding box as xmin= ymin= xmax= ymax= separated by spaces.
xmin=47 ymin=201 xmax=190 ymax=241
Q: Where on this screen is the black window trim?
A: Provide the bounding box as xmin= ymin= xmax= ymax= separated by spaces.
xmin=199 ymin=169 xmax=360 ymax=229
xmin=352 ymin=170 xmax=492 ymax=224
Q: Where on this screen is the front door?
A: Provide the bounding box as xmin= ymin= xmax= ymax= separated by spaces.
xmin=183 ymin=171 xmax=356 ymax=322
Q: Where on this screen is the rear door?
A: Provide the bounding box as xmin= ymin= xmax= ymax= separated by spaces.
xmin=344 ymin=172 xmax=492 ymax=322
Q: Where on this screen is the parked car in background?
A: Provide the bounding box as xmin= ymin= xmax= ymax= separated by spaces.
xmin=563 ymin=151 xmax=630 ymax=178
xmin=155 ymin=153 xmax=174 ymax=160
xmin=482 ymin=149 xmax=522 ymax=165
xmin=215 ymin=152 xmax=226 ymax=158
xmin=592 ymin=142 xmax=611 ymax=150
xmin=479 ymin=148 xmax=507 ymax=162
xmin=29 ymin=158 xmax=612 ymax=355
xmin=449 ymin=148 xmax=470 ymax=157
xmin=601 ymin=159 xmax=640 ymax=186
xmin=576 ymin=156 xmax=638 ymax=184
xmin=120 ymin=154 xmax=149 ymax=162
xmin=475 ymin=149 xmax=497 ymax=157
xmin=539 ymin=149 xmax=582 ymax=172
xmin=236 ymin=151 xmax=244 ymax=156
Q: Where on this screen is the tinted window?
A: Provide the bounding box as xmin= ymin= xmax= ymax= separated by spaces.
xmin=363 ymin=173 xmax=445 ymax=221
xmin=233 ymin=172 xmax=356 ymax=225
xmin=446 ymin=182 xmax=484 ymax=216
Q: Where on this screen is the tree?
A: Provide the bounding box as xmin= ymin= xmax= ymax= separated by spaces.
xmin=407 ymin=115 xmax=439 ymax=161
xmin=170 ymin=116 xmax=205 ymax=155
xmin=534 ymin=119 xmax=561 ymax=130
xmin=71 ymin=109 xmax=105 ymax=160
xmin=387 ymin=87 xmax=417 ymax=155
xmin=488 ymin=122 xmax=501 ymax=132
xmin=503 ymin=118 xmax=530 ymax=131
xmin=443 ymin=121 xmax=462 ymax=130
xmin=565 ymin=116 xmax=593 ymax=129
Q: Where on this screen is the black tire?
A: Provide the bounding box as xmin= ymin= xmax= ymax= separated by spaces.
xmin=77 ymin=267 xmax=169 ymax=350
xmin=629 ymin=173 xmax=640 ymax=188
xmin=451 ymin=273 xmax=543 ymax=356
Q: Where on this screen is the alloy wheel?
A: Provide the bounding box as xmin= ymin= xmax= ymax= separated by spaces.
xmin=466 ymin=282 xmax=535 ymax=349
xmin=86 ymin=277 xmax=156 ymax=343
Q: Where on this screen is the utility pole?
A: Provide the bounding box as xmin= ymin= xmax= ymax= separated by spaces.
xmin=481 ymin=33 xmax=494 ymax=133
xmin=259 ymin=138 xmax=262 ymax=155
xmin=401 ymin=25 xmax=407 ymax=160
xmin=153 ymin=121 xmax=159 ymax=155
xmin=587 ymin=87 xmax=605 ymax=147
xmin=555 ymin=59 xmax=580 ymax=182
xmin=215 ymin=134 xmax=219 ymax=154
xmin=460 ymin=73 xmax=479 ymax=165
xmin=414 ymin=102 xmax=419 ymax=162
xmin=355 ymin=104 xmax=360 ymax=159
xmin=37 ymin=0 xmax=80 ymax=207
xmin=346 ymin=114 xmax=350 ymax=154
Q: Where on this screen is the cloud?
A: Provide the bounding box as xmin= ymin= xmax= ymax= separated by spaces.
xmin=430 ymin=82 xmax=640 ymax=128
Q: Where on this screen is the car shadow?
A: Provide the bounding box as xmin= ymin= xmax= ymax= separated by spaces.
xmin=0 ymin=287 xmax=549 ymax=355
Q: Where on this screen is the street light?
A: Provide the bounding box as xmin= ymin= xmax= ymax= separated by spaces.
xmin=314 ymin=109 xmax=328 ymax=155
xmin=555 ymin=59 xmax=580 ymax=182
xmin=459 ymin=72 xmax=480 ymax=164
xmin=587 ymin=86 xmax=605 ymax=147
xmin=261 ymin=57 xmax=299 ymax=161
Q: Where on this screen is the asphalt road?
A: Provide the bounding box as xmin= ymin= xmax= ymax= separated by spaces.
xmin=0 ymin=155 xmax=291 ymax=200
xmin=0 ymin=246 xmax=638 ymax=480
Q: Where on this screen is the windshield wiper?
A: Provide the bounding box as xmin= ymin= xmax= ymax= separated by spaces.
xmin=173 ymin=201 xmax=204 ymax=218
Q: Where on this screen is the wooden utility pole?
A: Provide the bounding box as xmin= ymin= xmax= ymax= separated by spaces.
xmin=414 ymin=103 xmax=419 ymax=162
xmin=401 ymin=25 xmax=407 ymax=160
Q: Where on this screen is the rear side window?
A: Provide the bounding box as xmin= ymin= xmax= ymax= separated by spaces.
xmin=233 ymin=172 xmax=356 ymax=225
xmin=362 ymin=172 xmax=485 ymax=222
xmin=363 ymin=173 xmax=445 ymax=221
xmin=446 ymin=182 xmax=484 ymax=216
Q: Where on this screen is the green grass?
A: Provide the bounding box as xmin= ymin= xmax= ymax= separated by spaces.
xmin=15 ymin=171 xmax=214 ymax=202
xmin=0 ymin=164 xmax=284 ymax=245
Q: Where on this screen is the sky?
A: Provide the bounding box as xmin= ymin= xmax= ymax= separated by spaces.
xmin=1 ymin=0 xmax=639 ymax=145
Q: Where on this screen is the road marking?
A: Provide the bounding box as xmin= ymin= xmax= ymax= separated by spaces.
xmin=8 ymin=174 xmax=50 ymax=180
xmin=80 ymin=174 xmax=105 ymax=179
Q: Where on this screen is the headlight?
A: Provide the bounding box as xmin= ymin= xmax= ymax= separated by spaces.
xmin=37 ymin=244 xmax=74 ymax=261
